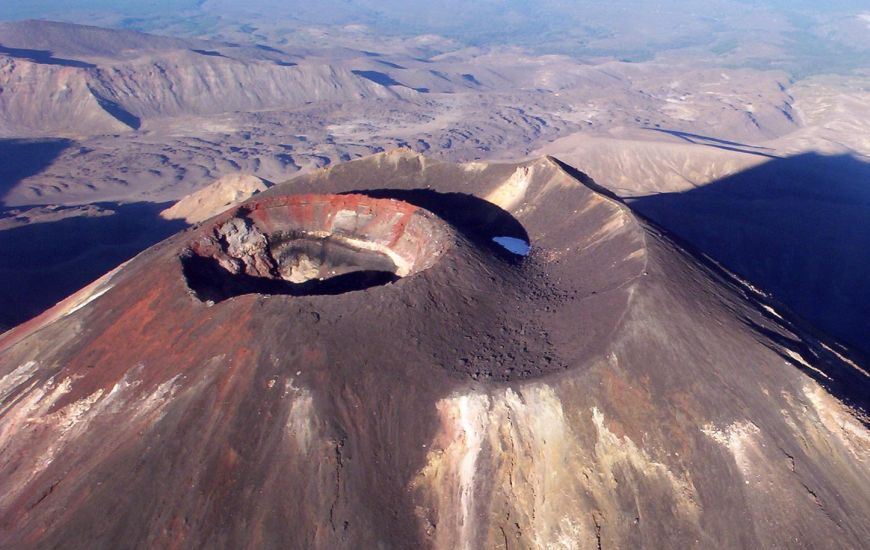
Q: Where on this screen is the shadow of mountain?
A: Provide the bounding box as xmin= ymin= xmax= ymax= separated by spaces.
xmin=0 ymin=202 xmax=187 ymax=331
xmin=461 ymin=73 xmax=481 ymax=86
xmin=376 ymin=59 xmax=406 ymax=69
xmin=352 ymin=69 xmax=402 ymax=87
xmin=0 ymin=138 xmax=73 ymax=202
xmin=190 ymin=49 xmax=227 ymax=58
xmin=350 ymin=70 xmax=428 ymax=93
xmin=255 ymin=44 xmax=284 ymax=54
xmin=630 ymin=152 xmax=870 ymax=358
xmin=0 ymin=45 xmax=96 ymax=68
xmin=547 ymin=156 xmax=624 ymax=202
xmin=88 ymin=88 xmax=142 ymax=130
xmin=643 ymin=127 xmax=780 ymax=158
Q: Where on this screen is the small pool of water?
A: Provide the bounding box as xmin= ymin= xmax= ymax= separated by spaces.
xmin=492 ymin=236 xmax=531 ymax=256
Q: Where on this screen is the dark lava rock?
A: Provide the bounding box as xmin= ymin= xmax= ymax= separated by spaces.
xmin=0 ymin=151 xmax=867 ymax=549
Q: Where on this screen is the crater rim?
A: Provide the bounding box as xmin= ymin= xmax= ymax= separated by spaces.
xmin=180 ymin=193 xmax=452 ymax=302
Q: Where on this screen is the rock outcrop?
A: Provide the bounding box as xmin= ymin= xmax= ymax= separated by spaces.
xmin=160 ymin=173 xmax=270 ymax=224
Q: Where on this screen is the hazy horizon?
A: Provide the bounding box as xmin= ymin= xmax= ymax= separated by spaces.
xmin=1 ymin=0 xmax=868 ymax=76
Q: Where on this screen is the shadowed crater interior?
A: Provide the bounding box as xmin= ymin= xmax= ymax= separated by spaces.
xmin=347 ymin=188 xmax=531 ymax=262
xmin=181 ymin=194 xmax=450 ymax=302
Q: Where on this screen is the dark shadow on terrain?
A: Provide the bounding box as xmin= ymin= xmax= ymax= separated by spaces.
xmin=181 ymin=253 xmax=399 ymax=304
xmin=0 ymin=44 xmax=96 ymax=68
xmin=190 ymin=49 xmax=226 ymax=58
xmin=376 ymin=59 xmax=406 ymax=69
xmin=351 ymin=69 xmax=403 ymax=87
xmin=743 ymin=315 xmax=869 ymax=417
xmin=643 ymin=127 xmax=780 ymax=158
xmin=255 ymin=44 xmax=284 ymax=54
xmin=0 ymin=202 xmax=186 ymax=331
xmin=630 ymin=152 xmax=870 ymax=409
xmin=350 ymin=69 xmax=428 ymax=92
xmin=0 ymin=138 xmax=73 ymax=201
xmin=274 ymin=60 xmax=297 ymax=67
xmin=547 ymin=156 xmax=624 ymax=202
xmin=462 ymin=73 xmax=482 ymax=86
xmin=88 ymin=89 xmax=141 ymax=130
xmin=348 ymin=188 xmax=530 ymax=263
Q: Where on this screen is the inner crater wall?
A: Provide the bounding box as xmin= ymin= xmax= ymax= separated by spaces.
xmin=181 ymin=194 xmax=453 ymax=301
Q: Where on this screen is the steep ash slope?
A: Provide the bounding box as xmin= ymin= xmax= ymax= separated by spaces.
xmin=0 ymin=152 xmax=867 ymax=549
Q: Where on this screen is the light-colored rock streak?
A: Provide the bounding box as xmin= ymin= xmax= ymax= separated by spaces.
xmin=274 ymin=229 xmax=418 ymax=277
xmin=591 ymin=407 xmax=700 ymax=519
xmin=415 ymin=386 xmax=703 ymax=549
xmin=819 ymin=342 xmax=869 ymax=379
xmin=0 ymin=360 xmax=39 ymax=402
xmin=415 ymin=393 xmax=490 ymax=550
xmin=701 ymin=421 xmax=762 ymax=479
xmin=60 ymin=262 xmax=125 ymax=318
xmin=456 ymin=395 xmax=489 ymax=549
xmin=283 ymin=380 xmax=315 ymax=453
xmin=415 ymin=386 xmax=584 ymax=548
xmin=160 ymin=173 xmax=269 ymax=224
xmin=0 ymin=371 xmax=179 ymax=509
xmin=802 ymin=384 xmax=870 ymax=461
xmin=485 ymin=166 xmax=533 ymax=211
xmin=496 ymin=387 xmax=588 ymax=550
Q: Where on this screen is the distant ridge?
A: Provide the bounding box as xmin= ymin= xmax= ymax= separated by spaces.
xmin=0 ymin=20 xmax=407 ymax=137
